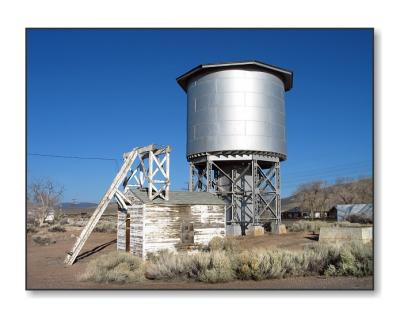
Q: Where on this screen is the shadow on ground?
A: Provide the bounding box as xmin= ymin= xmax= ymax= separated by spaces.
xmin=75 ymin=239 xmax=117 ymax=262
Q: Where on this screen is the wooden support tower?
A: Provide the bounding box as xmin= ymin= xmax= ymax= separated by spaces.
xmin=64 ymin=144 xmax=170 ymax=265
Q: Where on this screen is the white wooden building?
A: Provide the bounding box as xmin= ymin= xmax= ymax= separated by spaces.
xmin=117 ymin=188 xmax=226 ymax=259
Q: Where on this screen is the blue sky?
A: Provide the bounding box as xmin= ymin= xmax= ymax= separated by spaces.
xmin=27 ymin=29 xmax=373 ymax=202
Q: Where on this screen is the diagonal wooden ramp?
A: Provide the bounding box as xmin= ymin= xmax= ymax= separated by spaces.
xmin=64 ymin=145 xmax=154 ymax=265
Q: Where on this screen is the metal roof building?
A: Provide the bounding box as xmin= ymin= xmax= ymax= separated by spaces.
xmin=330 ymin=203 xmax=373 ymax=221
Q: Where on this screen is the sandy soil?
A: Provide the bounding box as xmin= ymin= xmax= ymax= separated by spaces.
xmin=26 ymin=228 xmax=373 ymax=290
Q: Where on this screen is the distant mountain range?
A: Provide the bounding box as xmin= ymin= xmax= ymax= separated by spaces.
xmin=61 ymin=202 xmax=97 ymax=209
xmin=60 ymin=196 xmax=295 ymax=210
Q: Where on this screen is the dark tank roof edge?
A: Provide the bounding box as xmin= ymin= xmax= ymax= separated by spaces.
xmin=176 ymin=60 xmax=293 ymax=92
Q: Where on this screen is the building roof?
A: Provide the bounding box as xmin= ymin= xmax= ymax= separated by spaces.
xmin=334 ymin=204 xmax=373 ymax=218
xmin=282 ymin=207 xmax=302 ymax=213
xmin=128 ymin=188 xmax=226 ymax=206
xmin=176 ymin=60 xmax=293 ymax=92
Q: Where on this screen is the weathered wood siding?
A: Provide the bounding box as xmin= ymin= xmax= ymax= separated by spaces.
xmin=117 ymin=211 xmax=126 ymax=251
xmin=142 ymin=204 xmax=225 ymax=258
xmin=191 ymin=205 xmax=226 ymax=245
xmin=130 ymin=205 xmax=145 ymax=258
xmin=143 ymin=205 xmax=189 ymax=257
xmin=118 ymin=200 xmax=226 ymax=259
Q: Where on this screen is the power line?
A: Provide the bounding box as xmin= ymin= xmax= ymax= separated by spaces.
xmin=28 ymin=153 xmax=118 ymax=161
xmin=28 ymin=153 xmax=120 ymax=171
xmin=282 ymin=170 xmax=372 ymax=189
xmin=282 ymin=160 xmax=371 ymax=177
xmin=283 ymin=164 xmax=371 ymax=183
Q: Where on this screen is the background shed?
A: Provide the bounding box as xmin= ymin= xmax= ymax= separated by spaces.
xmin=327 ymin=203 xmax=373 ymax=221
xmin=117 ymin=188 xmax=226 ymax=259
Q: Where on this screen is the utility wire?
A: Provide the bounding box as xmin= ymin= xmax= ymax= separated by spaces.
xmin=283 ymin=164 xmax=371 ymax=183
xmin=282 ymin=160 xmax=371 ymax=176
xmin=28 ymin=153 xmax=120 ymax=172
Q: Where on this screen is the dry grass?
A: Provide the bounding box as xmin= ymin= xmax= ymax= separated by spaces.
xmin=289 ymin=220 xmax=365 ymax=232
xmin=32 ymin=235 xmax=56 ymax=246
xmin=79 ymin=252 xmax=145 ymax=283
xmin=207 ymin=236 xmax=239 ymax=252
xmin=48 ymin=224 xmax=66 ymax=232
xmin=93 ymin=221 xmax=117 ymax=233
xmin=80 ymin=239 xmax=373 ymax=284
xmin=26 ymin=224 xmax=38 ymax=234
xmin=58 ymin=217 xmax=70 ymax=225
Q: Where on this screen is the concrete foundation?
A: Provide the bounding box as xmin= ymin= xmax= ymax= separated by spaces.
xmin=319 ymin=227 xmax=372 ymax=244
xmin=247 ymin=225 xmax=265 ymax=236
xmin=226 ymin=224 xmax=242 ymax=236
xmin=271 ymin=223 xmax=287 ymax=234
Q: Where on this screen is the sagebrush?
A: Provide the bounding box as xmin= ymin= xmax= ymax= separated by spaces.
xmin=81 ymin=241 xmax=372 ymax=284
xmin=79 ymin=252 xmax=145 ymax=283
xmin=289 ymin=220 xmax=365 ymax=232
xmin=93 ymin=221 xmax=117 ymax=233
xmin=32 ymin=235 xmax=56 ymax=246
xmin=48 ymin=224 xmax=66 ymax=232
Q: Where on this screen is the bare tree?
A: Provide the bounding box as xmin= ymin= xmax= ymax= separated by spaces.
xmin=353 ymin=177 xmax=373 ymax=203
xmin=333 ymin=177 xmax=357 ymax=204
xmin=295 ymin=181 xmax=328 ymax=218
xmin=28 ymin=178 xmax=64 ymax=226
xmin=332 ymin=177 xmax=372 ymax=204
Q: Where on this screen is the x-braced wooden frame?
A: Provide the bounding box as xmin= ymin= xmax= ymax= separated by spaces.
xmin=121 ymin=145 xmax=170 ymax=205
xmin=64 ymin=144 xmax=170 ymax=265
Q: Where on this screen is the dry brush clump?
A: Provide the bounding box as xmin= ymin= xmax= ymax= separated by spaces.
xmin=80 ymin=241 xmax=372 ymax=284
xmin=26 ymin=224 xmax=38 ymax=234
xmin=48 ymin=224 xmax=66 ymax=232
xmin=207 ymin=236 xmax=239 ymax=252
xmin=145 ymin=249 xmax=234 ymax=283
xmin=79 ymin=252 xmax=145 ymax=283
xmin=32 ymin=235 xmax=56 ymax=246
xmin=93 ymin=221 xmax=117 ymax=233
xmin=289 ymin=220 xmax=364 ymax=232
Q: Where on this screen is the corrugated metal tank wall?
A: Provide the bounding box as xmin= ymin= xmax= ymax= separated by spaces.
xmin=186 ymin=69 xmax=286 ymax=158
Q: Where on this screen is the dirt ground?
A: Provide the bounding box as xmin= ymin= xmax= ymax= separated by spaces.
xmin=26 ymin=228 xmax=373 ymax=290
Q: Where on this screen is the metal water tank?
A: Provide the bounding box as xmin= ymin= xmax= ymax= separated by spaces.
xmin=177 ymin=61 xmax=293 ymax=160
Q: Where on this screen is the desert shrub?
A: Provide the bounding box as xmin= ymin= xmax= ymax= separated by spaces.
xmin=208 ymin=236 xmax=224 ymax=251
xmin=48 ymin=224 xmax=66 ymax=232
xmin=222 ymin=237 xmax=240 ymax=252
xmin=72 ymin=220 xmax=87 ymax=227
xmin=194 ymin=251 xmax=234 ymax=283
xmin=32 ymin=235 xmax=56 ymax=245
xmin=338 ymin=241 xmax=373 ymax=277
xmin=234 ymin=242 xmax=372 ymax=281
xmin=27 ymin=216 xmax=37 ymax=225
xmin=94 ymin=221 xmax=117 ymax=233
xmin=289 ymin=220 xmax=330 ymax=232
xmin=80 ymin=252 xmax=144 ymax=283
xmin=347 ymin=214 xmax=373 ymax=224
xmin=324 ymin=264 xmax=337 ymax=276
xmin=59 ymin=217 xmax=70 ymax=225
xmin=145 ymin=250 xmax=234 ymax=283
xmin=289 ymin=220 xmax=367 ymax=232
xmin=207 ymin=236 xmax=239 ymax=252
xmin=26 ymin=224 xmax=38 ymax=234
xmin=80 ymin=242 xmax=373 ymax=284
xmin=145 ymin=250 xmax=193 ymax=280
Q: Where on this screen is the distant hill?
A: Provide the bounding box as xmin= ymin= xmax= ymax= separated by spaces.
xmin=281 ymin=177 xmax=372 ymax=212
xmin=281 ymin=195 xmax=299 ymax=211
xmin=61 ymin=202 xmax=97 ymax=209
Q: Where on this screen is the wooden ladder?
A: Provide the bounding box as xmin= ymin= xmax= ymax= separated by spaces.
xmin=64 ymin=148 xmax=138 ymax=265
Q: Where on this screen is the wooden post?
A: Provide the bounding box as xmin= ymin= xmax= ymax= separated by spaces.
xmin=125 ymin=213 xmax=130 ymax=252
xmin=165 ymin=151 xmax=170 ymax=200
xmin=148 ymin=150 xmax=153 ymax=200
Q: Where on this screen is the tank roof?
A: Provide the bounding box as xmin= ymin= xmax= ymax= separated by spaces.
xmin=177 ymin=60 xmax=293 ymax=92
